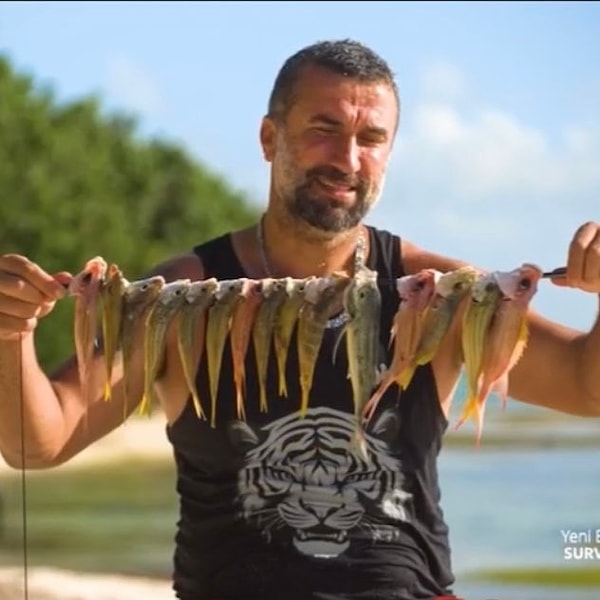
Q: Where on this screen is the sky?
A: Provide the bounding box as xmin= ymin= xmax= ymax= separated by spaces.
xmin=1 ymin=0 xmax=599 ymax=330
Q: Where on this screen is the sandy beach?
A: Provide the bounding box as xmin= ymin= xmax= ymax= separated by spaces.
xmin=0 ymin=414 xmax=177 ymax=600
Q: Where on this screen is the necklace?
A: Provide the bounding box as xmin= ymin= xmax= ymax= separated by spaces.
xmin=256 ymin=215 xmax=366 ymax=329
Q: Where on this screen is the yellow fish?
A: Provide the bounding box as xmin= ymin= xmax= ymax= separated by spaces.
xmin=363 ymin=269 xmax=439 ymax=422
xmin=119 ymin=275 xmax=166 ymax=419
xmin=397 ymin=266 xmax=478 ymax=390
xmin=456 ymin=271 xmax=503 ymax=443
xmin=273 ymin=277 xmax=314 ymax=398
xmin=297 ymin=273 xmax=351 ymax=418
xmin=229 ymin=279 xmax=263 ymax=420
xmin=176 ymin=278 xmax=219 ymax=420
xmin=205 ymin=278 xmax=246 ymax=428
xmin=252 ymin=277 xmax=291 ymax=413
xmin=339 ymin=265 xmax=382 ymax=458
xmin=455 ymin=263 xmax=543 ymax=443
xmin=100 ymin=263 xmax=129 ymax=402
xmin=67 ymin=256 xmax=107 ymax=430
xmin=140 ymin=279 xmax=191 ymax=417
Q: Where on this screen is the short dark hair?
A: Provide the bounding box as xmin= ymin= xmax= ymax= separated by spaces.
xmin=267 ymin=39 xmax=400 ymax=120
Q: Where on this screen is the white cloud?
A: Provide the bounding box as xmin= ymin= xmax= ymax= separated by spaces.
xmin=374 ymin=61 xmax=600 ymax=330
xmin=419 ymin=62 xmax=467 ymax=103
xmin=105 ymin=56 xmax=163 ymax=115
xmin=394 ymin=70 xmax=600 ymax=209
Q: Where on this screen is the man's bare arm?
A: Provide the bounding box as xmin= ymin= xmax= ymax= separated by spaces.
xmin=0 ymin=251 xmax=204 ymax=469
xmin=400 ymin=232 xmax=600 ymax=418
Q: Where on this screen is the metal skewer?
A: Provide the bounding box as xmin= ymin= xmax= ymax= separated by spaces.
xmin=541 ymin=266 xmax=567 ymax=279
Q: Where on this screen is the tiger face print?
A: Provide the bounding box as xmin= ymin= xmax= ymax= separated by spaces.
xmin=228 ymin=407 xmax=412 ymax=558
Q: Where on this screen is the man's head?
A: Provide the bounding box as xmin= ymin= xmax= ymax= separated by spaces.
xmin=260 ymin=39 xmax=400 ymax=236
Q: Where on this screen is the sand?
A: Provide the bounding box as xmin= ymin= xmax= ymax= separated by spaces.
xmin=0 ymin=414 xmax=178 ymax=600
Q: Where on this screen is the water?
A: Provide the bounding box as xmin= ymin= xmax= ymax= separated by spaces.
xmin=437 ymin=442 xmax=600 ymax=599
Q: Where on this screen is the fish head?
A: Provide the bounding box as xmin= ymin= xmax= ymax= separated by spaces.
xmin=470 ymin=271 xmax=502 ymax=304
xmin=494 ymin=262 xmax=543 ymax=307
xmin=157 ymin=278 xmax=192 ymax=307
xmin=185 ymin=278 xmax=218 ymax=304
xmin=68 ymin=256 xmax=108 ymax=297
xmin=215 ymin=278 xmax=246 ymax=301
xmin=435 ymin=266 xmax=478 ymax=300
xmin=397 ymin=269 xmax=440 ymax=310
xmin=345 ymin=269 xmax=380 ymax=318
xmin=102 ymin=264 xmax=128 ymax=297
xmin=304 ymin=277 xmax=332 ymax=304
xmin=291 ymin=276 xmax=313 ymax=296
xmin=239 ymin=277 xmax=259 ymax=298
xmin=257 ymin=277 xmax=278 ymax=299
xmin=123 ymin=275 xmax=166 ymax=310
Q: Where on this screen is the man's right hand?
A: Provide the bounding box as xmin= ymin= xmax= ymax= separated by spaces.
xmin=0 ymin=254 xmax=71 ymax=341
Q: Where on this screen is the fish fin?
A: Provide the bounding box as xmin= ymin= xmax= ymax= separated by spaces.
xmin=103 ymin=380 xmax=112 ymax=403
xmin=362 ymin=383 xmax=387 ymax=423
xmin=397 ymin=361 xmax=417 ymax=391
xmin=350 ymin=425 xmax=369 ymax=461
xmin=190 ymin=389 xmax=207 ymax=421
xmin=491 ymin=373 xmax=509 ymax=412
xmin=331 ymin=325 xmax=347 ymax=365
xmin=138 ymin=391 xmax=152 ymax=418
xmin=299 ymin=384 xmax=310 ymax=418
xmin=453 ymin=393 xmax=478 ymax=432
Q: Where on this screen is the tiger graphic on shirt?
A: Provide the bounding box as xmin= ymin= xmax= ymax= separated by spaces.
xmin=228 ymin=406 xmax=412 ymax=558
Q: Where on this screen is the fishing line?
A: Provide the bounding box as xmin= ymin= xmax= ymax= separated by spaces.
xmin=18 ymin=331 xmax=29 ymax=600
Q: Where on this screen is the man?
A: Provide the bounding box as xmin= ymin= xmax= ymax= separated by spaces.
xmin=0 ymin=39 xmax=598 ymax=600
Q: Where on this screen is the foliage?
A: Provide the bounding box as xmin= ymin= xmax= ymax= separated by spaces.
xmin=0 ymin=54 xmax=260 ymax=371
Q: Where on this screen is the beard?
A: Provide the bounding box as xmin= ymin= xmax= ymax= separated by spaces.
xmin=284 ymin=165 xmax=376 ymax=233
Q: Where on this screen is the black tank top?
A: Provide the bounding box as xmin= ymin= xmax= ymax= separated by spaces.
xmin=166 ymin=226 xmax=455 ymax=600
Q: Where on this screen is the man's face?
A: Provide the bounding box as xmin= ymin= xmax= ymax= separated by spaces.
xmin=261 ymin=64 xmax=398 ymax=234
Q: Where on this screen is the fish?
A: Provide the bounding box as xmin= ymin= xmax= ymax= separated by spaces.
xmin=67 ymin=256 xmax=108 ymax=427
xmin=99 ymin=263 xmax=129 ymax=402
xmin=454 ymin=263 xmax=542 ymax=443
xmin=362 ymin=268 xmax=439 ymax=422
xmin=397 ymin=265 xmax=478 ymax=391
xmin=455 ymin=271 xmax=504 ymax=443
xmin=252 ymin=277 xmax=292 ymax=413
xmin=297 ymin=272 xmax=351 ymax=418
xmin=205 ymin=278 xmax=247 ymax=428
xmin=229 ymin=278 xmax=263 ymax=420
xmin=273 ymin=277 xmax=314 ymax=398
xmin=140 ymin=278 xmax=191 ymax=417
xmin=176 ymin=278 xmax=219 ymax=420
xmin=119 ymin=275 xmax=166 ymax=419
xmin=338 ymin=265 xmax=382 ymax=458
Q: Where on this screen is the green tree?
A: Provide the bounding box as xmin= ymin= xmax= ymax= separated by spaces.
xmin=0 ymin=54 xmax=260 ymax=371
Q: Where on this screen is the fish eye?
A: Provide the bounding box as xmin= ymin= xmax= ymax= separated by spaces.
xmin=415 ymin=280 xmax=426 ymax=290
xmin=518 ymin=277 xmax=531 ymax=290
xmin=485 ymin=282 xmax=496 ymax=293
xmin=453 ymin=281 xmax=464 ymax=291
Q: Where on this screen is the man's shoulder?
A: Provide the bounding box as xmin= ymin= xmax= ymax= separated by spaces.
xmin=147 ymin=229 xmax=242 ymax=283
xmin=365 ymin=226 xmax=470 ymax=276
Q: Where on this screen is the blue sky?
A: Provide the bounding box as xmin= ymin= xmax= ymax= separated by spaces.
xmin=1 ymin=1 xmax=599 ymax=330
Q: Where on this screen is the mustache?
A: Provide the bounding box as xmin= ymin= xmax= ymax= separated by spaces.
xmin=305 ymin=166 xmax=365 ymax=190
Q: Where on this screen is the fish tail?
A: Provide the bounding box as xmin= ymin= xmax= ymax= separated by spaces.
xmin=350 ymin=424 xmax=369 ymax=461
xmin=103 ymin=379 xmax=112 ymax=403
xmin=258 ymin=379 xmax=269 ymax=413
xmin=397 ymin=361 xmax=417 ymax=391
xmin=277 ymin=356 xmax=288 ymax=398
xmin=299 ymin=384 xmax=310 ymax=418
xmin=362 ymin=376 xmax=392 ymax=423
xmin=453 ymin=392 xmax=478 ymax=432
xmin=235 ymin=383 xmax=247 ymax=421
xmin=138 ymin=391 xmax=152 ymax=418
xmin=189 ymin=389 xmax=206 ymax=421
